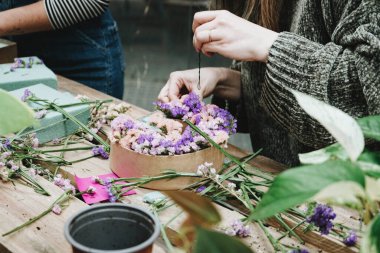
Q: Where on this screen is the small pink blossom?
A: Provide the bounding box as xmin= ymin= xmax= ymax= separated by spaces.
xmin=52 ymin=204 xmax=62 ymax=215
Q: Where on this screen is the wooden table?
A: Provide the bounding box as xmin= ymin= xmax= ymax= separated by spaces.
xmin=0 ymin=76 xmax=359 ymax=253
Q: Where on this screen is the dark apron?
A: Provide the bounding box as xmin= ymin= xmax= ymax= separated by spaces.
xmin=0 ymin=0 xmax=125 ymax=99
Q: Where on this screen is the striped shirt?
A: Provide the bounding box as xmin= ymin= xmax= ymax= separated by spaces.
xmin=44 ymin=0 xmax=110 ymax=29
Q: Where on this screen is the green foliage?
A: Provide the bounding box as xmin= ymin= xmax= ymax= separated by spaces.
xmin=250 ymin=160 xmax=365 ymax=221
xmin=0 ymin=89 xmax=35 ymax=135
xmin=165 ymin=191 xmax=221 ymax=225
xmin=358 ymin=151 xmax=380 ymax=179
xmin=358 ymin=116 xmax=380 ymax=141
xmin=194 ymin=227 xmax=253 ymax=253
xmin=299 ymin=143 xmax=347 ymax=164
xmin=361 ymin=215 xmax=380 ymax=253
xmin=291 ymin=89 xmax=364 ymax=161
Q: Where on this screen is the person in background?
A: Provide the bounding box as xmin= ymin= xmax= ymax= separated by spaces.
xmin=0 ymin=0 xmax=125 ymax=99
xmin=158 ymin=0 xmax=380 ymax=166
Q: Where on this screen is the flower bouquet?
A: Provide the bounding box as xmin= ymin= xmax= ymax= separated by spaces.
xmin=109 ymin=93 xmax=237 ymax=190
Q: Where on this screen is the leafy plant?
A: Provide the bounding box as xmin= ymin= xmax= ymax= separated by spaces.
xmin=0 ymin=89 xmax=35 ymax=135
xmin=252 ymin=90 xmax=380 ymax=251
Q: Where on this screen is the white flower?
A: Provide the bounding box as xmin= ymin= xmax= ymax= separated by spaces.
xmin=227 ymin=183 xmax=236 ymax=190
xmin=86 ymin=185 xmax=96 ymax=194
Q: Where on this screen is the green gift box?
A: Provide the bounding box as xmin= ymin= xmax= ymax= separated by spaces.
xmin=10 ymin=84 xmax=90 ymax=143
xmin=0 ymin=56 xmax=57 ymax=91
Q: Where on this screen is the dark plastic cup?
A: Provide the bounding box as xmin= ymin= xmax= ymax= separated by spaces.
xmin=64 ymin=203 xmax=160 ymax=253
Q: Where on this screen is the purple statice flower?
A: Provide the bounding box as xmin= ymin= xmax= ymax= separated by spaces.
xmin=21 ymin=89 xmax=33 ymax=102
xmin=1 ymin=139 xmax=11 ymax=149
xmin=53 ymin=174 xmax=76 ymax=193
xmin=290 ymin=249 xmax=309 ymax=253
xmin=92 ymin=146 xmax=109 ymax=159
xmin=124 ymin=119 xmax=135 ymax=129
xmin=105 ymin=181 xmax=117 ymax=202
xmin=183 ymin=92 xmax=202 ymax=114
xmin=306 ymin=204 xmax=336 ymax=235
xmin=211 ymin=107 xmax=237 ymax=134
xmin=343 ymin=231 xmax=357 ymax=246
xmin=154 ymin=100 xmax=188 ymax=119
xmin=196 ymin=185 xmax=206 ymax=193
xmin=225 ymin=219 xmax=251 ymax=238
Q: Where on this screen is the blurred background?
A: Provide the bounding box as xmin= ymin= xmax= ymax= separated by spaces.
xmin=110 ymin=0 xmax=252 ymax=152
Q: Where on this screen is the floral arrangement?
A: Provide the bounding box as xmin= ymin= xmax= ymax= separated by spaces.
xmin=110 ymin=92 xmax=236 ymax=156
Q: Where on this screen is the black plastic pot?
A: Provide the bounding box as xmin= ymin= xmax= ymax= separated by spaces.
xmin=64 ymin=203 xmax=160 ymax=253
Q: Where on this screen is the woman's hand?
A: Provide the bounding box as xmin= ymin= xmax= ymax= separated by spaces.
xmin=192 ymin=10 xmax=279 ymax=62
xmin=158 ymin=67 xmax=241 ymax=102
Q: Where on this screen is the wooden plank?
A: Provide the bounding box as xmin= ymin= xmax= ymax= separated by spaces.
xmin=0 ymin=176 xmax=86 ymax=253
xmin=0 ymin=39 xmax=17 ymax=64
xmin=0 ymin=175 xmax=168 ymax=253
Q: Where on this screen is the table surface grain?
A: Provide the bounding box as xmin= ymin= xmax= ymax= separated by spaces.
xmin=0 ymin=76 xmax=359 ymax=253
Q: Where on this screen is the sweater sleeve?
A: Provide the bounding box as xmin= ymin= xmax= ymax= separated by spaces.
xmin=44 ymin=0 xmax=110 ymax=30
xmin=261 ymin=0 xmax=380 ymax=148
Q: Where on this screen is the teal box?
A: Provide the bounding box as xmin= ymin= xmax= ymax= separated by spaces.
xmin=10 ymin=84 xmax=90 ymax=143
xmin=0 ymin=56 xmax=57 ymax=91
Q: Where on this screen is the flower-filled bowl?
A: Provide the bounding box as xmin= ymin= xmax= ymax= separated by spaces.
xmin=110 ymin=142 xmax=224 ymax=190
xmin=109 ymin=93 xmax=236 ymax=190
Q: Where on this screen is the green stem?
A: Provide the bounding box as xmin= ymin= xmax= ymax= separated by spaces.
xmin=185 ymin=120 xmax=244 ymax=168
xmin=40 ymin=146 xmax=94 ymax=153
xmin=68 ymin=155 xmax=95 ymax=164
xmin=258 ymin=221 xmax=285 ymax=252
xmin=274 ymin=215 xmax=304 ymax=244
xmin=58 ymin=99 xmax=113 ymax=108
xmin=50 ymin=103 xmax=109 ymax=150
xmin=2 ymin=190 xmax=70 ymax=237
xmin=153 ymin=210 xmax=174 ymax=253
xmin=18 ymin=170 xmax=50 ymax=196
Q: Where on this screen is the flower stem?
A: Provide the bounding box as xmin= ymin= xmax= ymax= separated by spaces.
xmin=185 ymin=120 xmax=244 ymax=168
xmin=40 ymin=146 xmax=94 ymax=153
xmin=49 ymin=103 xmax=110 ymax=151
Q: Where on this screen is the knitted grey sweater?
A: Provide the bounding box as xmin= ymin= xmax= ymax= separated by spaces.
xmin=235 ymin=0 xmax=379 ymax=166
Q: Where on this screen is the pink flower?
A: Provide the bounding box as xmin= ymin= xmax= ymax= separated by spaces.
xmin=52 ymin=204 xmax=62 ymax=215
xmin=32 ymin=137 xmax=39 ymax=148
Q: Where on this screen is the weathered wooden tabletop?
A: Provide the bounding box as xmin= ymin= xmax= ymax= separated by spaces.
xmin=0 ymin=76 xmax=359 ymax=253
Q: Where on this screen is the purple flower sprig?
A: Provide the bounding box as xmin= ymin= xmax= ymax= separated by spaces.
xmin=343 ymin=230 xmax=358 ymax=246
xmin=306 ymin=204 xmax=336 ymax=235
xmin=225 ymin=219 xmax=251 ymax=238
xmin=1 ymin=139 xmax=11 ymax=150
xmin=92 ymin=146 xmax=109 ymax=159
xmin=9 ymin=57 xmax=43 ymax=72
xmin=21 ymin=89 xmax=33 ymax=102
xmin=154 ymin=92 xmax=203 ymax=119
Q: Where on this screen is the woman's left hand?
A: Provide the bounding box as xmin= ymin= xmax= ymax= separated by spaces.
xmin=192 ymin=10 xmax=279 ymax=62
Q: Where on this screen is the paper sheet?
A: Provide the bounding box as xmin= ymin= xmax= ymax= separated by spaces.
xmin=75 ymin=173 xmax=136 ymax=204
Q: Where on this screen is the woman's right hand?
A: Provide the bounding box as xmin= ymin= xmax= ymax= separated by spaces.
xmin=158 ymin=67 xmax=222 ymax=102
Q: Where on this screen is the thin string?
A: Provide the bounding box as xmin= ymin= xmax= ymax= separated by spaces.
xmin=197 ymin=52 xmax=201 ymax=90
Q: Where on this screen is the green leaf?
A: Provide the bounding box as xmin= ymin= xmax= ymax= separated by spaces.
xmin=165 ymin=191 xmax=221 ymax=225
xmin=357 ymin=151 xmax=380 ymax=179
xmin=299 ymin=143 xmax=348 ymax=164
xmin=194 ymin=227 xmax=253 ymax=253
xmin=250 ymin=160 xmax=365 ymax=221
xmin=358 ymin=116 xmax=380 ymax=141
xmin=291 ymin=89 xmax=364 ymax=161
xmin=0 ymin=89 xmax=35 ymax=135
xmin=365 ymin=177 xmax=380 ymax=202
xmin=361 ymin=214 xmax=380 ymax=253
xmin=312 ymin=181 xmax=365 ymax=209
